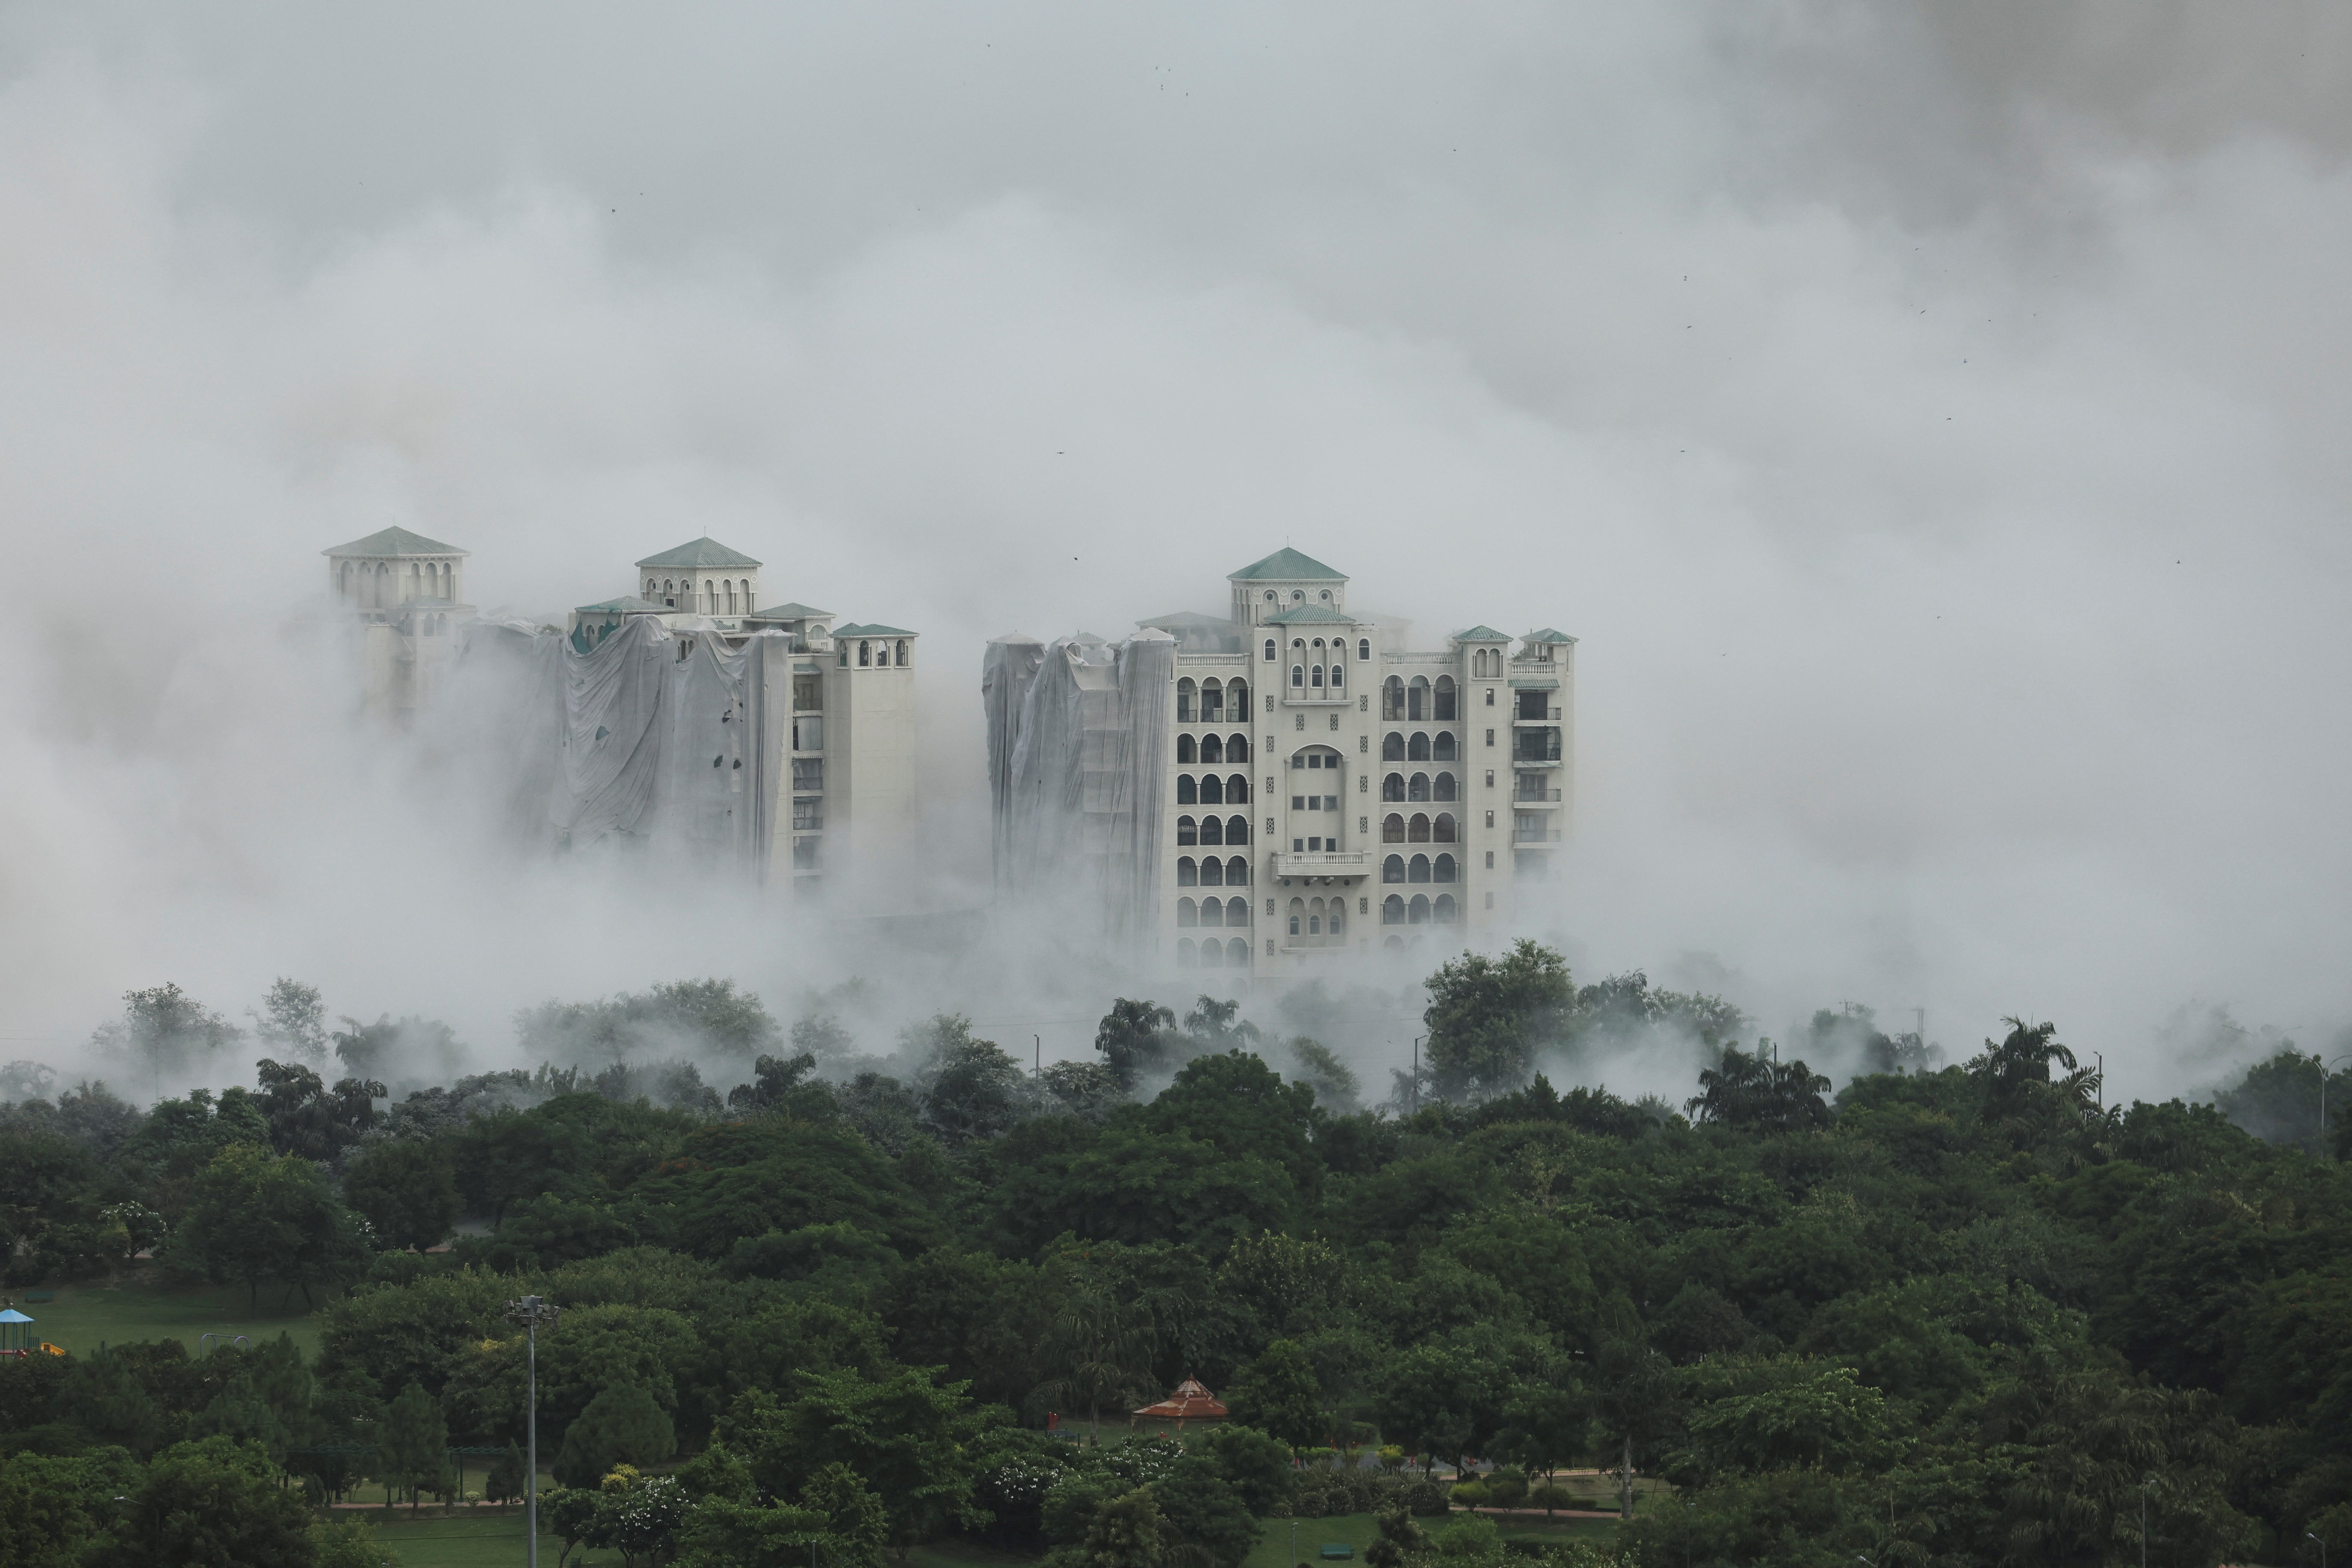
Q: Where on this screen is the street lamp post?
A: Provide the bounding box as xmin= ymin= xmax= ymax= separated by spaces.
xmin=1411 ymin=1035 xmax=1425 ymax=1116
xmin=2311 ymin=1532 xmax=2328 ymax=1568
xmin=506 ymin=1295 xmax=562 ymax=1568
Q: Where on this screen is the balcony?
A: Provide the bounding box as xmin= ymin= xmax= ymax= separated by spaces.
xmin=1270 ymin=850 xmax=1370 ymax=879
xmin=1513 ymin=708 xmax=1564 ymax=723
xmin=1281 ymin=691 xmax=1352 ymax=707
xmin=1513 ymin=829 xmax=1563 ymax=844
xmin=1514 ymin=787 xmax=1563 ymax=804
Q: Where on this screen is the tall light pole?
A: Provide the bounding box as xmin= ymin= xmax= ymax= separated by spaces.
xmin=507 ymin=1295 xmax=562 ymax=1568
xmin=2311 ymin=1532 xmax=2328 ymax=1568
xmin=2321 ymin=1056 xmax=2352 ymax=1159
xmin=2141 ymin=1475 xmax=2157 ymax=1568
xmin=1411 ymin=1035 xmax=1425 ymax=1116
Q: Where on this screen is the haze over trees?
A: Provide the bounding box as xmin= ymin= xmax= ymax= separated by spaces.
xmin=3 ymin=951 xmax=2351 ymax=1568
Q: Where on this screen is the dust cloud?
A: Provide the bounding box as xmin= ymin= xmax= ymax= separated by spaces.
xmin=0 ymin=3 xmax=2346 ymax=1105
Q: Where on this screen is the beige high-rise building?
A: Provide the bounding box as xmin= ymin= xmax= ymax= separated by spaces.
xmin=986 ymin=548 xmax=1576 ymax=980
xmin=323 ymin=526 xmax=476 ymax=722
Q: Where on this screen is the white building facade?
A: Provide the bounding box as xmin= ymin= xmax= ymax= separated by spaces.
xmin=323 ymin=526 xmax=476 ymax=721
xmin=987 ymin=548 xmax=1575 ymax=982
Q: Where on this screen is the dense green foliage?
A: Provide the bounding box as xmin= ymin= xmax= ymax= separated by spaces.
xmin=5 ymin=962 xmax=2352 ymax=1568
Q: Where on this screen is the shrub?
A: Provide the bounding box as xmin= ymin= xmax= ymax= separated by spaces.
xmin=1486 ymin=1467 xmax=1528 ymax=1508
xmin=1451 ymin=1479 xmax=1492 ymax=1508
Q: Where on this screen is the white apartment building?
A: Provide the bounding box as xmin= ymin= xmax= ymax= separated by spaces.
xmin=330 ymin=529 xmax=917 ymax=891
xmin=986 ymin=548 xmax=1575 ymax=981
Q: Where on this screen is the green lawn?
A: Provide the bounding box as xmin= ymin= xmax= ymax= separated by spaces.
xmin=354 ymin=1512 xmax=609 ymax=1567
xmin=21 ymin=1273 xmax=325 ymax=1359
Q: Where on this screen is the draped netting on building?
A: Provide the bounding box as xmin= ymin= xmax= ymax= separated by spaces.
xmin=452 ymin=614 xmax=792 ymax=876
xmin=984 ymin=629 xmax=1175 ymax=955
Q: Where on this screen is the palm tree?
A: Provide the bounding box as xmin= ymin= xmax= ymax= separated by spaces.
xmin=1095 ymin=999 xmax=1176 ymax=1091
xmin=1030 ymin=1275 xmax=1158 ymax=1445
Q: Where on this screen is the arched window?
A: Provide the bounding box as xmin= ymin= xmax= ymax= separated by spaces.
xmin=1228 ymin=733 xmax=1250 ymax=763
xmin=1409 ymin=773 xmax=1431 ymax=802
xmin=1291 ymin=664 xmax=1304 ymax=689
xmin=1434 ymin=813 xmax=1457 ymax=843
xmin=1201 ymin=898 xmax=1224 ymax=928
xmin=1409 ymin=814 xmax=1431 ymax=843
xmin=1178 ymin=939 xmax=1197 ymax=968
xmin=1177 ymin=856 xmax=1198 ymax=886
xmin=1330 ymin=904 xmax=1347 ymax=938
xmin=1383 ymin=732 xmax=1405 ymax=762
xmin=1226 ymin=815 xmax=1249 ymax=844
xmin=1435 ymin=894 xmax=1458 ymax=923
xmin=1228 ymin=937 xmax=1250 ymax=967
xmin=1227 ymin=897 xmax=1249 ymax=927
xmin=1435 ymin=676 xmax=1457 ymax=721
xmin=1383 ymin=855 xmax=1405 ymax=883
xmin=875 ymin=641 xmax=890 ymax=667
xmin=1383 ymin=894 xmax=1406 ymax=924
xmin=1265 ymin=590 xmax=1277 ymax=602
xmin=1383 ymin=814 xmax=1405 ymax=843
xmin=725 ymin=582 xmax=737 ymax=614
xmin=1383 ymin=676 xmax=1405 ymax=720
xmin=1200 ymin=733 xmax=1223 ymax=765
xmin=1434 ymin=773 xmax=1458 ymax=801
xmin=1408 ymin=677 xmax=1429 ymax=721
xmin=1201 ymin=816 xmax=1225 ymax=846
xmin=706 ymin=582 xmax=718 ymax=613
xmin=1409 ymin=895 xmax=1431 ymax=924
xmin=1177 ymin=679 xmax=1197 ymax=723
xmin=1200 ymin=938 xmax=1223 ymax=969
xmin=1177 ymin=734 xmax=1197 ymax=765
xmin=646 ymin=577 xmax=657 ymax=597
xmin=1330 ymin=661 xmax=1344 ymax=689
xmin=1434 ymin=732 xmax=1457 ymax=762
xmin=1201 ymin=856 xmax=1224 ymax=887
xmin=741 ymin=579 xmax=752 ymax=609
xmin=1408 ymin=732 xmax=1431 ymax=762
xmin=1202 ymin=680 xmax=1223 ymax=722
xmin=1264 ymin=639 xmax=1276 ymax=661
xmin=1288 ymin=898 xmax=1304 ymax=937
xmin=1383 ymin=774 xmax=1405 ymax=801
xmin=1311 ymin=664 xmax=1324 ymax=688
xmin=1177 ymin=776 xmax=1197 ymax=805
xmin=1434 ymin=854 xmax=1457 ymax=883
xmin=1200 ymin=775 xmax=1224 ymax=806
xmin=1228 ymin=774 xmax=1249 ymax=803
xmin=1308 ymin=900 xmax=1322 ymax=936
xmin=1177 ymin=816 xmax=1198 ymax=846
xmin=1409 ymin=855 xmax=1431 ymax=883
xmin=1292 ymin=590 xmax=1304 ymax=602
xmin=896 ymin=640 xmax=908 ymax=665
xmin=1178 ymin=898 xmax=1199 ymax=927
xmin=1359 ymin=638 xmax=1372 ymax=661
xmin=858 ymin=640 xmax=872 ymax=667
xmin=1229 ymin=681 xmax=1248 ymax=711
xmin=1226 ymin=856 xmax=1249 ymax=885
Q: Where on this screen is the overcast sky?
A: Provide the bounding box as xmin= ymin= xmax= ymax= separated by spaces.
xmin=1 ymin=2 xmax=2347 ymax=1098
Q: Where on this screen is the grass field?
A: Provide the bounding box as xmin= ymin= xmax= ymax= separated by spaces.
xmin=21 ymin=1273 xmax=325 ymax=1359
xmin=1243 ymin=1506 xmax=1622 ymax=1568
xmin=355 ymin=1512 xmax=599 ymax=1567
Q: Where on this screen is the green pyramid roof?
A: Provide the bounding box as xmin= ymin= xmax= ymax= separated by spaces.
xmin=322 ymin=526 xmax=466 ymax=558
xmin=1451 ymin=625 xmax=1510 ymax=643
xmin=1229 ymin=547 xmax=1345 ymax=581
xmin=635 ymin=537 xmax=763 ymax=569
xmin=833 ymin=623 xmax=916 ymax=638
xmin=1267 ymin=604 xmax=1358 ymax=625
xmin=1521 ymin=627 xmax=1577 ymax=644
xmin=750 ymin=602 xmax=832 ymax=620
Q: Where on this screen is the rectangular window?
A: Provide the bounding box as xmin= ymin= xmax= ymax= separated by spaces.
xmin=793 ymin=801 xmax=823 ymax=831
xmin=792 ymin=759 xmax=824 ymax=791
xmin=1358 ymin=897 xmax=1368 ymax=914
xmin=1485 ymin=851 xmax=1495 ymax=869
xmin=1484 ymin=810 xmax=1495 ymax=827
xmin=1293 ymin=795 xmax=1306 ymax=811
xmin=1308 ymin=836 xmax=1323 ymax=851
xmin=792 ymin=675 xmax=824 ymax=710
xmin=1484 ymin=688 xmax=1495 ymax=706
xmin=1485 ymin=729 xmax=1495 ymax=746
xmin=792 ymin=838 xmax=821 ymax=870
xmin=792 ymin=716 xmax=823 ymax=752
xmin=1293 ymin=838 xmax=1304 ymax=851
xmin=1358 ymin=816 xmax=1368 ymax=833
xmin=1485 ymin=770 xmax=1495 ymax=787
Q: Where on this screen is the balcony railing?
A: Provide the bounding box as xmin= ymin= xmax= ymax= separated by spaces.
xmin=1513 ymin=708 xmax=1564 ymax=723
xmin=1270 ymin=850 xmax=1370 ymax=878
xmin=1513 ymin=830 xmax=1563 ymax=844
xmin=1514 ymin=788 xmax=1563 ymax=803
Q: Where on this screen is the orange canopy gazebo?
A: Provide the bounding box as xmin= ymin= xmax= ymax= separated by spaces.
xmin=1133 ymin=1377 xmax=1229 ymax=1429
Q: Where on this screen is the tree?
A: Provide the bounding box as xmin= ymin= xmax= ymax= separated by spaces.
xmin=1671 ymin=1357 xmax=1897 ymax=1482
xmin=912 ymin=1017 xmax=1031 ymax=1146
xmin=96 ymin=982 xmax=240 ymax=1095
xmin=312 ymin=1515 xmax=400 ymax=1568
xmin=1195 ymin=1423 xmax=1297 ymax=1517
xmin=555 ymin=1382 xmax=679 ymax=1488
xmin=1492 ymin=1375 xmax=1593 ymax=1503
xmin=1082 ymin=1485 xmax=1167 ymax=1568
xmin=332 ymin=1013 xmax=461 ymax=1083
xmin=342 ymin=1138 xmax=461 ymax=1251
xmin=169 ymin=1142 xmax=370 ymax=1306
xmin=1363 ymin=1500 xmax=1430 ymax=1568
xmin=1154 ymin=1458 xmax=1262 ymax=1568
xmin=1226 ymin=1340 xmax=1325 ymax=1450
xmin=486 ymin=1440 xmax=527 ymax=1505
xmin=541 ymin=1485 xmax=602 ymax=1568
xmin=1685 ymin=1045 xmax=1832 ymax=1134
xmin=1592 ymin=1331 xmax=1678 ymax=1519
xmin=1095 ymin=999 xmax=1177 ymax=1093
xmin=377 ymin=1379 xmax=452 ymax=1510
xmin=251 ymin=979 xmax=328 ymax=1063
xmin=127 ymin=1435 xmax=316 ymax=1567
xmin=1031 ymin=1278 xmax=1160 ymax=1445
xmin=719 ymin=1364 xmax=980 ymax=1551
xmin=255 ymin=1057 xmax=384 ymax=1161
xmin=1423 ymin=942 xmax=1573 ymax=1101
